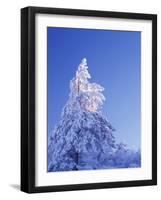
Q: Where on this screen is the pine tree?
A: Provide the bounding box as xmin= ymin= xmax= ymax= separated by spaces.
xmin=48 ymin=58 xmax=141 ymax=172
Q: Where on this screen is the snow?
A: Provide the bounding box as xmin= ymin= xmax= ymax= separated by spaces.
xmin=48 ymin=58 xmax=141 ymax=172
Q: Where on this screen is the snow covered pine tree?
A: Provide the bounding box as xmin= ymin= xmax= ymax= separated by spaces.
xmin=48 ymin=58 xmax=141 ymax=172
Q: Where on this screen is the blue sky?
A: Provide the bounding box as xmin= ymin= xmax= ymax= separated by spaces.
xmin=47 ymin=27 xmax=141 ymax=149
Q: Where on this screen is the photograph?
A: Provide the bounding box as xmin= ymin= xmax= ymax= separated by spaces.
xmin=47 ymin=27 xmax=141 ymax=172
xmin=21 ymin=6 xmax=157 ymax=193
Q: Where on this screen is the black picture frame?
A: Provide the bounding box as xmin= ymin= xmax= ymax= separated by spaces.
xmin=21 ymin=6 xmax=157 ymax=193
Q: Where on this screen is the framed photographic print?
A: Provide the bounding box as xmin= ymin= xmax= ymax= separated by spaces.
xmin=21 ymin=6 xmax=157 ymax=193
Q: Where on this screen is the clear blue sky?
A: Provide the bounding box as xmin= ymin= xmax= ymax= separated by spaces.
xmin=47 ymin=27 xmax=141 ymax=150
